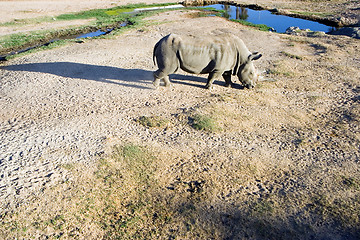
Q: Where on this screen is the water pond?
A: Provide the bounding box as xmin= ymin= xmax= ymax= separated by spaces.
xmin=201 ymin=4 xmax=336 ymax=33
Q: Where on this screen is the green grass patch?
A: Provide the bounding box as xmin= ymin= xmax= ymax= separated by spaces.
xmin=56 ymin=3 xmax=177 ymax=21
xmin=231 ymin=19 xmax=272 ymax=31
xmin=267 ymin=69 xmax=293 ymax=77
xmin=190 ymin=114 xmax=218 ymax=132
xmin=136 ymin=115 xmax=168 ymax=128
xmin=0 ymin=16 xmax=55 ymax=27
xmin=290 ymin=10 xmax=331 ymax=18
xmin=5 ymin=39 xmax=70 ymax=60
xmin=281 ymin=51 xmax=303 ymax=60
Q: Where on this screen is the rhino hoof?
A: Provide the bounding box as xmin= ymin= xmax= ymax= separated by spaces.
xmin=205 ymin=84 xmax=212 ymax=90
xmin=153 ymin=80 xmax=160 ymax=88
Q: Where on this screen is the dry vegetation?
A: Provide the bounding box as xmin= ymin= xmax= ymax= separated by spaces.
xmin=0 ymin=1 xmax=359 ymax=240
xmin=1 ymin=31 xmax=359 ymax=239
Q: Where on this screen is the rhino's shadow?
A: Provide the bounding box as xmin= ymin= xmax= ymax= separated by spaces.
xmin=171 ymin=74 xmax=245 ymax=89
xmin=3 ymin=62 xmax=244 ymax=89
xmin=169 ymin=74 xmax=205 ymax=88
xmin=3 ymin=62 xmax=154 ymax=89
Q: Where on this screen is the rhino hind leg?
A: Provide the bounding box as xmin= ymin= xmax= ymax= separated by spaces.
xmin=153 ymin=69 xmax=171 ymax=88
xmin=153 ymin=62 xmax=178 ymax=88
xmin=153 ymin=70 xmax=162 ymax=88
xmin=163 ymin=76 xmax=171 ymax=87
xmin=205 ymin=72 xmax=222 ymax=89
xmin=153 ymin=77 xmax=161 ymax=88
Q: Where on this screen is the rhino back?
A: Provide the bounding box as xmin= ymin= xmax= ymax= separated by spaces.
xmin=176 ymin=34 xmax=239 ymax=74
xmin=154 ymin=33 xmax=251 ymax=75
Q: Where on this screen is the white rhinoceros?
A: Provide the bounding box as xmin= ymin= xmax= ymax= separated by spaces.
xmin=153 ymin=33 xmax=262 ymax=89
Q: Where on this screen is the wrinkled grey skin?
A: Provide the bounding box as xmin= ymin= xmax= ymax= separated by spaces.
xmin=153 ymin=33 xmax=262 ymax=89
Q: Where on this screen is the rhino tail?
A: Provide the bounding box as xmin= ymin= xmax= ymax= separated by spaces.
xmin=176 ymin=50 xmax=182 ymax=66
xmin=153 ymin=40 xmax=160 ymax=66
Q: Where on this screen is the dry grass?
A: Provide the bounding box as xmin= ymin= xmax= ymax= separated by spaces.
xmin=1 ymin=140 xmax=359 ymax=239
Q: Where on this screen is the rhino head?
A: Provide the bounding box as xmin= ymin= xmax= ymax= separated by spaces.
xmin=237 ymin=52 xmax=262 ymax=89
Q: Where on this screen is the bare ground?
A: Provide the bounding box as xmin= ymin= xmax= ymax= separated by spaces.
xmin=0 ymin=0 xmax=173 ymax=23
xmin=0 ymin=2 xmax=359 ymax=239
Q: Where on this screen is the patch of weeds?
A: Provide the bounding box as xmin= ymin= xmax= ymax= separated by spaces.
xmin=1 ymin=31 xmax=50 ymax=49
xmin=310 ymin=43 xmax=328 ymax=54
xmin=190 ymin=114 xmax=218 ymax=132
xmin=0 ymin=16 xmax=56 ymax=27
xmin=309 ymin=194 xmax=360 ymax=229
xmin=306 ymin=94 xmax=322 ymax=102
xmin=60 ymin=163 xmax=75 ymax=171
xmin=5 ymin=39 xmax=69 ymax=60
xmin=283 ymin=36 xmax=312 ymax=45
xmin=136 ymin=115 xmax=168 ymax=128
xmin=50 ymin=215 xmax=66 ymax=230
xmin=341 ymin=176 xmax=359 ymax=189
xmin=90 ymin=143 xmax=166 ymax=238
xmin=0 ymin=27 xmax=90 ymax=56
xmin=252 ymin=199 xmax=274 ymax=216
xmin=232 ymin=19 xmax=272 ymax=31
xmin=198 ymin=7 xmax=224 ymax=17
xmin=292 ymin=138 xmax=305 ymax=147
xmin=268 ymin=60 xmax=295 ymax=77
xmin=111 ymin=144 xmax=157 ymax=191
xmin=267 ymin=69 xmax=292 ymax=77
xmin=287 ymin=42 xmax=296 ymax=47
xmin=56 ymin=3 xmax=176 ymax=21
xmin=187 ymin=10 xmax=219 ymax=18
xmin=290 ymin=10 xmax=331 ymax=18
xmin=281 ymin=51 xmax=303 ymax=60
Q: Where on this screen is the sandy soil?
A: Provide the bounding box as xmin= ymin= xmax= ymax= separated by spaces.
xmin=1 ymin=0 xmax=359 ymax=26
xmin=0 ymin=1 xmax=359 ymax=239
xmin=0 ymin=18 xmax=96 ymax=37
xmin=0 ymin=0 xmax=173 ymax=23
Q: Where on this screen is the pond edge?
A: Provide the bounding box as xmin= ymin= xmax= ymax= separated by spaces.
xmin=181 ymin=0 xmax=353 ymax=28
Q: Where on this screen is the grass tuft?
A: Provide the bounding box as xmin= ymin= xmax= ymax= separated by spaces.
xmin=231 ymin=19 xmax=272 ymax=31
xmin=136 ymin=115 xmax=168 ymax=128
xmin=190 ymin=114 xmax=218 ymax=132
xmin=281 ymin=51 xmax=304 ymax=60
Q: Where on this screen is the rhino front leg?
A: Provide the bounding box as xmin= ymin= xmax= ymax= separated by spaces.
xmin=205 ymin=72 xmax=221 ymax=89
xmin=222 ymin=71 xmax=232 ymax=88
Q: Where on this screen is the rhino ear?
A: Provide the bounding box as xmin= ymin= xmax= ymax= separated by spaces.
xmin=248 ymin=52 xmax=262 ymax=61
